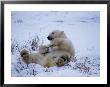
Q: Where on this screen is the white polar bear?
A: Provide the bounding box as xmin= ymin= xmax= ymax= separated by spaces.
xmin=47 ymin=30 xmax=75 ymax=60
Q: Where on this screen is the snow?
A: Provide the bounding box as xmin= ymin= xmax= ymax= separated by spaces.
xmin=11 ymin=11 xmax=100 ymax=77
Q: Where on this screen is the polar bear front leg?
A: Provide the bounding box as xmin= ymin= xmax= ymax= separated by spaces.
xmin=48 ymin=44 xmax=59 ymax=51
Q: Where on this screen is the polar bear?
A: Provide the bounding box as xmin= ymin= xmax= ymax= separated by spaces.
xmin=47 ymin=30 xmax=75 ymax=59
xmin=45 ymin=50 xmax=71 ymax=67
xmin=20 ymin=45 xmax=49 ymax=64
xmin=20 ymin=45 xmax=69 ymax=67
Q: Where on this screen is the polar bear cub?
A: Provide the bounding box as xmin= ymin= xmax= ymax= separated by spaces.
xmin=47 ymin=30 xmax=75 ymax=59
xmin=20 ymin=45 xmax=68 ymax=67
xmin=20 ymin=47 xmax=46 ymax=64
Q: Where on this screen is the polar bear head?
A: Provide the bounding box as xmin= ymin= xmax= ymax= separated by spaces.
xmin=47 ymin=30 xmax=67 ymax=40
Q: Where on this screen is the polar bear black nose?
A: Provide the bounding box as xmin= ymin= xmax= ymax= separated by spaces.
xmin=47 ymin=36 xmax=53 ymax=40
xmin=21 ymin=53 xmax=26 ymax=57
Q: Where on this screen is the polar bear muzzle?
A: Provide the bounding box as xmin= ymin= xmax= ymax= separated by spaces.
xmin=47 ymin=36 xmax=53 ymax=40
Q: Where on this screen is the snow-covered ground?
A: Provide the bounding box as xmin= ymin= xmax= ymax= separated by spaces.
xmin=11 ymin=11 xmax=100 ymax=77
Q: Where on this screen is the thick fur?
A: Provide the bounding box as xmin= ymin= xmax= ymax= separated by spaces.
xmin=47 ymin=30 xmax=75 ymax=59
xmin=51 ymin=38 xmax=75 ymax=57
xmin=20 ymin=45 xmax=69 ymax=67
xmin=45 ymin=50 xmax=71 ymax=67
xmin=47 ymin=30 xmax=67 ymax=40
xmin=20 ymin=49 xmax=44 ymax=64
xmin=38 ymin=45 xmax=49 ymax=55
xmin=20 ymin=45 xmax=49 ymax=64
